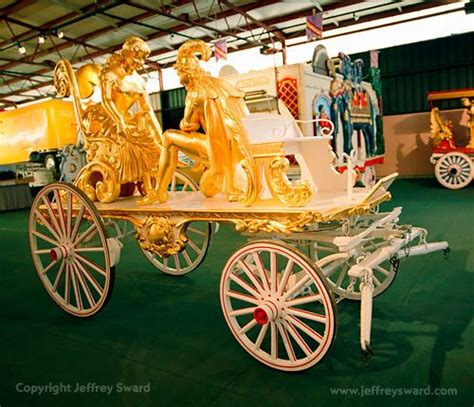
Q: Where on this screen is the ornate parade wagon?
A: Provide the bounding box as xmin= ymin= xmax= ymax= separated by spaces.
xmin=28 ymin=38 xmax=448 ymax=372
xmin=429 ymin=88 xmax=474 ymax=189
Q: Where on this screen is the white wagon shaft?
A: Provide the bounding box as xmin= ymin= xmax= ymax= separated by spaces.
xmin=28 ymin=168 xmax=448 ymax=371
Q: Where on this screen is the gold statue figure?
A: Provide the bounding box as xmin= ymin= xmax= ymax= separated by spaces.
xmin=156 ymin=40 xmax=258 ymax=205
xmin=430 ymin=107 xmax=455 ymax=148
xmin=54 ymin=36 xmax=162 ymax=203
xmin=461 ymin=97 xmax=474 ymax=148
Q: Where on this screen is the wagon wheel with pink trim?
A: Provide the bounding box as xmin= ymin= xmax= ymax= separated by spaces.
xmin=220 ymin=240 xmax=337 ymax=371
xmin=29 ymin=182 xmax=114 ymax=317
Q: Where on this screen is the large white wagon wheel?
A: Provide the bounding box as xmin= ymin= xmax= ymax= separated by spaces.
xmin=220 ymin=240 xmax=336 ymax=371
xmin=29 ymin=182 xmax=114 ymax=317
xmin=308 ymin=240 xmax=396 ymax=301
xmin=141 ymin=170 xmax=212 ymax=276
xmin=434 ymin=152 xmax=473 ymax=189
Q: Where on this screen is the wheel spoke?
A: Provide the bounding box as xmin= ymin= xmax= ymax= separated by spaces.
xmin=66 ymin=190 xmax=72 ymax=238
xmin=75 ymin=247 xmax=106 ymax=253
xmin=254 ymin=322 xmax=269 ymax=351
xmin=71 ymin=262 xmax=95 ymax=308
xmin=32 ymin=229 xmax=60 ymax=247
xmin=73 ymin=223 xmax=98 ymax=248
xmin=53 ymin=190 xmax=67 ymax=239
xmin=287 ymin=307 xmax=327 ymax=324
xmin=283 ymin=274 xmax=311 ymax=300
xmin=187 ymin=226 xmax=207 ymax=237
xmin=321 ymin=260 xmax=345 ymax=278
xmin=238 ymin=259 xmax=264 ymax=293
xmin=229 ymin=273 xmax=261 ymax=299
xmin=34 ymin=249 xmax=53 ymax=254
xmin=41 ymin=258 xmax=59 ymax=275
xmin=34 ymin=209 xmax=62 ymax=242
xmin=170 ymin=175 xmax=177 ymax=191
xmin=229 ymin=306 xmax=256 ymax=317
xmin=270 ymin=251 xmax=277 ymax=293
xmin=182 ymin=250 xmax=193 ymax=267
xmin=75 ymin=253 xmax=107 ymax=277
xmin=335 ymin=267 xmax=347 ymax=288
xmin=70 ymin=263 xmax=83 ymax=311
xmin=226 ymin=290 xmax=260 ymax=305
xmin=277 ymin=259 xmax=294 ymax=296
xmin=270 ymin=321 xmax=278 ymax=360
xmin=286 ymin=320 xmax=313 ymax=357
xmin=70 ymin=204 xmax=85 ymax=241
xmin=173 ymin=255 xmax=181 ymax=273
xmin=286 ymin=294 xmax=322 ymax=307
xmin=41 ymin=196 xmax=63 ymax=240
xmin=277 ymin=322 xmax=296 ymax=362
xmin=73 ymin=258 xmax=104 ymax=296
xmin=287 ymin=315 xmax=323 ymax=343
xmin=64 ymin=264 xmax=70 ymax=305
xmin=253 ymin=252 xmax=270 ymax=292
xmin=239 ymin=318 xmax=257 ymax=335
xmin=374 ymin=265 xmax=390 ymax=276
xmin=52 ymin=260 xmax=66 ymax=291
xmin=187 ymin=239 xmax=202 ymax=256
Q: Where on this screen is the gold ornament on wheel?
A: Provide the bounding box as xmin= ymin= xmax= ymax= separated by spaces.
xmin=54 ymin=37 xmax=163 ymax=204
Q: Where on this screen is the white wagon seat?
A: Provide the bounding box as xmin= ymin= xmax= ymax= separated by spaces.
xmin=241 ymin=113 xmax=355 ymax=200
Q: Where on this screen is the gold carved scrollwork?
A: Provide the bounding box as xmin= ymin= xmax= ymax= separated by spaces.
xmin=267 ymin=156 xmax=312 ymax=207
xmin=233 ymin=211 xmax=323 ymax=234
xmin=75 ymin=161 xmax=121 ymax=203
xmin=137 ymin=216 xmax=188 ymax=257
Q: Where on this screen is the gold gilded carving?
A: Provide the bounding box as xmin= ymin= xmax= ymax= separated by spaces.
xmin=430 ymin=107 xmax=455 ymax=148
xmin=54 ymin=37 xmax=163 ymax=204
xmin=137 ymin=216 xmax=187 ymax=257
xmin=156 ymin=39 xmax=258 ymax=206
xmin=267 ymin=156 xmax=312 ymax=207
xmin=233 ymin=211 xmax=323 ymax=234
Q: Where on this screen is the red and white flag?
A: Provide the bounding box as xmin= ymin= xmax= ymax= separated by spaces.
xmin=306 ymin=13 xmax=323 ymax=41
xmin=370 ymin=49 xmax=379 ymax=68
xmin=214 ymin=39 xmax=227 ymax=61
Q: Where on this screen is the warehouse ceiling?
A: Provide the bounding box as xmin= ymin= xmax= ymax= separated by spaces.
xmin=0 ymin=0 xmax=465 ymax=108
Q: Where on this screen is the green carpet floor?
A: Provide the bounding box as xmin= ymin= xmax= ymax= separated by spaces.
xmin=0 ymin=178 xmax=472 ymax=406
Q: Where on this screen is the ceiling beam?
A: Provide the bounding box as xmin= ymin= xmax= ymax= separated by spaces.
xmin=0 ymin=0 xmax=35 ymax=16
xmin=0 ymin=0 xmax=116 ymax=49
xmin=2 ymin=16 xmax=103 ymax=52
xmin=218 ymin=0 xmax=285 ymax=42
xmin=0 ymin=0 xmax=278 ymax=91
xmin=127 ymin=1 xmax=272 ymax=49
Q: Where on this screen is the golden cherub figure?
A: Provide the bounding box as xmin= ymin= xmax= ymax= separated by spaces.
xmin=155 ymin=40 xmax=257 ymax=205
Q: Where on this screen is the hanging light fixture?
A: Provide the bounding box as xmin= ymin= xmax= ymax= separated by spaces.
xmin=38 ymin=34 xmax=45 ymax=44
xmin=18 ymin=44 xmax=26 ymax=54
xmin=57 ymin=30 xmax=64 ymax=39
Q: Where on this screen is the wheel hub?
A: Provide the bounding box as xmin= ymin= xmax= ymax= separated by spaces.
xmin=448 ymin=165 xmax=459 ymax=176
xmin=49 ymin=244 xmax=72 ymax=262
xmin=253 ymin=300 xmax=280 ymax=325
